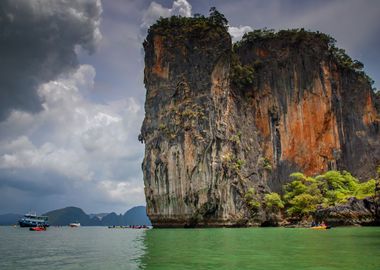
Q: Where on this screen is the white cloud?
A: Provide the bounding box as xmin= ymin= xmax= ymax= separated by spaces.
xmin=171 ymin=0 xmax=192 ymax=17
xmin=141 ymin=0 xmax=192 ymax=28
xmin=229 ymin=25 xmax=253 ymax=42
xmin=98 ymin=180 xmax=144 ymax=204
xmin=0 ymin=65 xmax=145 ymax=213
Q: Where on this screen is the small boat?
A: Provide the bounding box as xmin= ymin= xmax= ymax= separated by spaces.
xmin=310 ymin=225 xmax=331 ymax=230
xmin=18 ymin=212 xmax=49 ymax=228
xmin=29 ymin=226 xmax=46 ymax=231
xmin=69 ymin=222 xmax=81 ymax=227
xmin=129 ymin=225 xmax=149 ymax=229
xmin=108 ymin=225 xmax=127 ymax=229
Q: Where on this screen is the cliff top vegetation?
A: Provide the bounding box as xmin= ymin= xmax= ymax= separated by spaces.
xmin=147 ymin=7 xmax=228 ymax=38
xmin=234 ymin=28 xmax=374 ymax=88
xmin=146 ymin=9 xmax=375 ymax=91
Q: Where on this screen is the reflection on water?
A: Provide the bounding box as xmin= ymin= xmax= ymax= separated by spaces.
xmin=0 ymin=226 xmax=379 ymax=270
xmin=138 ymin=227 xmax=380 ymax=270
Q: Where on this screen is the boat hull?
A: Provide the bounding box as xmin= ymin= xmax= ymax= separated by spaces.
xmin=29 ymin=227 xmax=46 ymax=231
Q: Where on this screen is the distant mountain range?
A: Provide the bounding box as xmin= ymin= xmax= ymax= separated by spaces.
xmin=0 ymin=206 xmax=151 ymax=226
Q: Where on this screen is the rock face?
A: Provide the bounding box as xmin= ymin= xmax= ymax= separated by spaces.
xmin=315 ymin=197 xmax=379 ymax=226
xmin=140 ymin=19 xmax=380 ymax=227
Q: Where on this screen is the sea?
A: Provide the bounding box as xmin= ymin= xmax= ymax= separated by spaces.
xmin=0 ymin=226 xmax=379 ymax=270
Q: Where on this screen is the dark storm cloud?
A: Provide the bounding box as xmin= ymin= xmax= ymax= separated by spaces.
xmin=0 ymin=169 xmax=68 ymax=195
xmin=0 ymin=0 xmax=102 ymax=121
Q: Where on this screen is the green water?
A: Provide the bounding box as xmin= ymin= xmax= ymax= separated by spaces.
xmin=0 ymin=227 xmax=379 ymax=270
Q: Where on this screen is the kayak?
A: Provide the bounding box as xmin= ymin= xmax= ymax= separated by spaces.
xmin=29 ymin=226 xmax=46 ymax=231
xmin=310 ymin=226 xmax=331 ymax=230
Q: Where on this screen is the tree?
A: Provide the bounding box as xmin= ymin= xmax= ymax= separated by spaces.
xmin=287 ymin=193 xmax=321 ymax=218
xmin=355 ymin=179 xmax=376 ymax=199
xmin=209 ymin=7 xmax=228 ymax=28
xmin=283 ymin=172 xmax=323 ymax=219
xmin=315 ymin=170 xmax=359 ymax=205
xmin=264 ymin=192 xmax=284 ymax=213
xmin=244 ymin=188 xmax=260 ymax=215
xmin=283 ymin=172 xmax=309 ymax=203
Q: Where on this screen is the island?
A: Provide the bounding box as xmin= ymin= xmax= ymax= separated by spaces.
xmin=139 ymin=9 xmax=380 ymax=228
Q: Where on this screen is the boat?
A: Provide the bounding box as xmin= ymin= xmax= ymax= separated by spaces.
xmin=69 ymin=222 xmax=81 ymax=227
xmin=29 ymin=226 xmax=47 ymax=231
xmin=129 ymin=225 xmax=149 ymax=229
xmin=310 ymin=225 xmax=332 ymax=230
xmin=18 ymin=212 xmax=49 ymax=228
xmin=108 ymin=225 xmax=128 ymax=229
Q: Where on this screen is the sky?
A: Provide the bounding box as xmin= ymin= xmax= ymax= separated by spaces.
xmin=0 ymin=0 xmax=379 ymax=215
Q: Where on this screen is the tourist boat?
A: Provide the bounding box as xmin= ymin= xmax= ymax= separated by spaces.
xmin=18 ymin=212 xmax=49 ymax=228
xmin=69 ymin=222 xmax=81 ymax=227
xmin=29 ymin=226 xmax=47 ymax=231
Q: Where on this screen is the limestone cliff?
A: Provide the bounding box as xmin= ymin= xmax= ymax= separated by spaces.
xmin=140 ymin=17 xmax=380 ymax=227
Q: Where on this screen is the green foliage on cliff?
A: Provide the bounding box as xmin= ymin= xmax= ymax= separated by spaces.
xmin=283 ymin=170 xmax=377 ymax=219
xmin=147 ymin=7 xmax=228 ymax=38
xmin=234 ymin=28 xmax=375 ymax=88
xmin=264 ymin=192 xmax=284 ymax=213
xmin=230 ymin=52 xmax=255 ymax=90
xmin=235 ymin=28 xmax=334 ymax=47
xmin=208 ymin=7 xmax=228 ymax=29
xmin=259 ymin=157 xmax=272 ymax=171
xmin=244 ymin=188 xmax=260 ymax=215
xmin=240 ymin=170 xmax=377 ymax=221
xmin=283 ymin=173 xmax=323 ymax=218
xmin=374 ymin=91 xmax=380 ymax=111
xmin=222 ymin=152 xmax=246 ymax=172
xmin=287 ymin=193 xmax=321 ymax=218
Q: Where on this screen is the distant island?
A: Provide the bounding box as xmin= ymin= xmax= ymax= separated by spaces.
xmin=0 ymin=206 xmax=151 ymax=226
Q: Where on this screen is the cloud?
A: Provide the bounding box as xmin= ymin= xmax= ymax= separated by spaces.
xmin=0 ymin=65 xmax=145 ymax=213
xmin=229 ymin=25 xmax=253 ymax=42
xmin=0 ymin=0 xmax=102 ymax=121
xmin=141 ymin=0 xmax=192 ymax=28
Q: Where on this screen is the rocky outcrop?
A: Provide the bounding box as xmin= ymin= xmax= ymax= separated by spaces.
xmin=315 ymin=197 xmax=379 ymax=226
xmin=234 ymin=32 xmax=380 ymax=191
xmin=140 ymin=17 xmax=380 ymax=227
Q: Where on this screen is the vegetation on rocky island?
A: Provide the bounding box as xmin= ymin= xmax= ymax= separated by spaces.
xmin=230 ymin=52 xmax=255 ymax=91
xmin=244 ymin=188 xmax=261 ymax=216
xmin=234 ymin=28 xmax=375 ymax=88
xmin=147 ymin=10 xmax=375 ymax=91
xmin=244 ymin=169 xmax=379 ymax=222
xmin=264 ymin=192 xmax=284 ymax=213
xmin=374 ymin=89 xmax=380 ymax=108
xmin=147 ymin=7 xmax=228 ymax=38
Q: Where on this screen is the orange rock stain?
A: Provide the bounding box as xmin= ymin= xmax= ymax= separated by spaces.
xmin=255 ymin=48 xmax=269 ymax=58
xmin=363 ymin=93 xmax=377 ymax=125
xmin=255 ymin=65 xmax=341 ymax=175
xmin=152 ymin=36 xmax=169 ymax=79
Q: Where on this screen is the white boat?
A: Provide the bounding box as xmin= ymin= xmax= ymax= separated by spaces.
xmin=69 ymin=222 xmax=81 ymax=227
